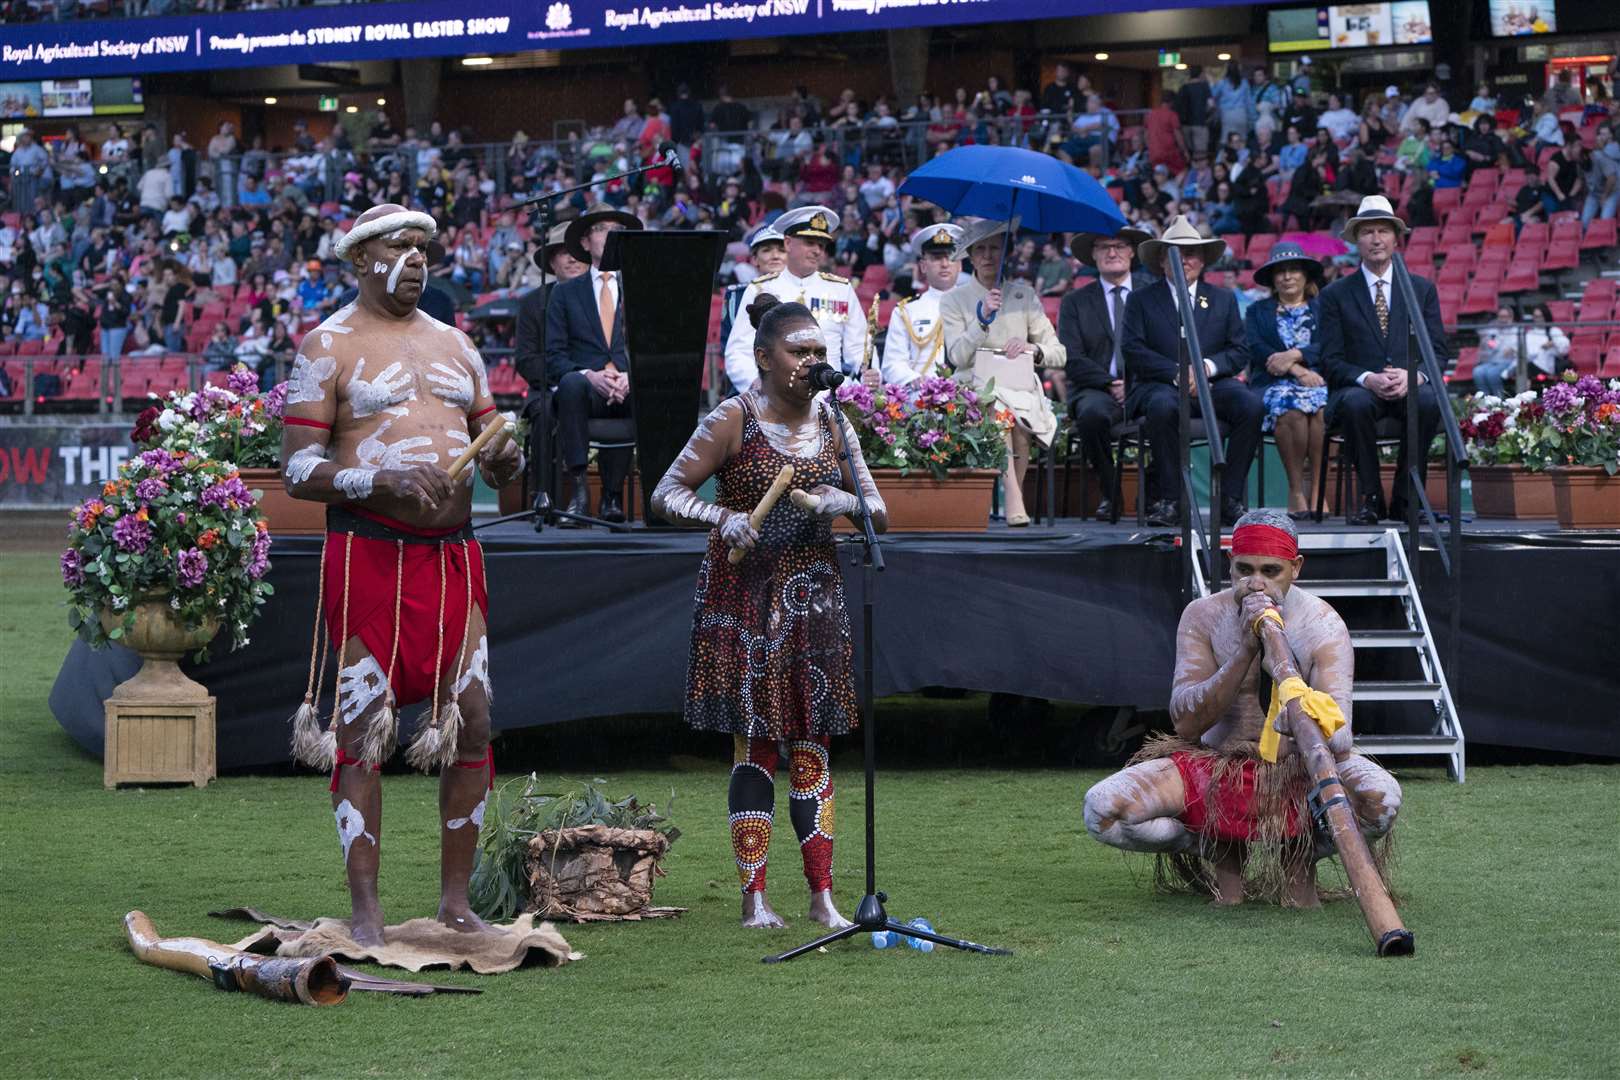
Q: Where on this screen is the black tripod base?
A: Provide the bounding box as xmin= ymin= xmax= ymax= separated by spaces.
xmin=762 ymin=893 xmax=1011 ymax=963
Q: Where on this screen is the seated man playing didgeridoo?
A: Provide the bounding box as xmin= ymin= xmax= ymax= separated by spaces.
xmin=1081 ymin=509 xmax=1401 ymax=906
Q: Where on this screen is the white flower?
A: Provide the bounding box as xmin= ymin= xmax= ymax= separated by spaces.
xmin=170 ymin=597 xmax=181 ymax=609
xmin=1471 ymin=412 xmax=1489 ymax=425
xmin=112 ymin=595 xmax=128 ymax=610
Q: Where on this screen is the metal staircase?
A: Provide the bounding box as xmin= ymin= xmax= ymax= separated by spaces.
xmin=1189 ymin=528 xmax=1466 ymax=782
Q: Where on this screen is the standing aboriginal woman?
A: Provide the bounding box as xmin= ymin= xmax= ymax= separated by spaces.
xmin=652 ymin=294 xmax=887 ymax=930
xmin=938 ymin=217 xmax=1065 ymax=527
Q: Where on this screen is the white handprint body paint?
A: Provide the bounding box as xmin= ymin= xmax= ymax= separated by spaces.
xmin=346 ymin=357 xmax=416 ymax=418
xmin=356 ymin=408 xmax=439 ymax=470
xmin=286 ymin=354 xmax=337 ymax=405
xmin=452 ymin=635 xmax=490 ymax=701
xmin=334 ymin=467 xmax=375 ymax=500
xmin=323 ymin=302 xmax=357 ymax=335
xmin=446 ymin=798 xmax=486 ymax=831
xmin=459 ymin=339 xmax=492 ymax=399
xmin=284 ymin=443 xmax=327 ymax=484
xmin=446 ymin=429 xmax=474 ymax=486
xmin=427 ymin=359 xmax=475 ymax=408
xmin=335 ymin=799 xmax=376 ymax=862
xmin=337 ymin=654 xmax=389 ymax=726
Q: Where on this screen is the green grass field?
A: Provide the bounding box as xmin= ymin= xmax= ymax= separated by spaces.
xmin=3 ymin=547 xmax=1616 ymax=1079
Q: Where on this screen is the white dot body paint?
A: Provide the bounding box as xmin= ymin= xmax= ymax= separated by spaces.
xmin=334 ymin=467 xmax=376 ymax=500
xmin=446 ymin=797 xmax=486 ymax=831
xmin=337 ymin=654 xmax=388 ymax=726
xmin=452 ymin=635 xmax=490 ymax=702
xmin=284 ymin=443 xmax=327 ymax=485
xmin=346 ymin=357 xmax=416 ymax=419
xmin=285 ymin=354 xmax=337 ymax=405
xmin=385 ymin=250 xmax=411 ymax=296
xmin=335 ymin=798 xmax=376 ymax=862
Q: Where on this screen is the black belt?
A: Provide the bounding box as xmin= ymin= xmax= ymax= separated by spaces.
xmin=326 ymin=505 xmax=474 ymax=545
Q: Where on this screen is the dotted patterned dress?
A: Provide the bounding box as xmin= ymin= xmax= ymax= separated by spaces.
xmin=683 ymin=399 xmax=859 ymax=739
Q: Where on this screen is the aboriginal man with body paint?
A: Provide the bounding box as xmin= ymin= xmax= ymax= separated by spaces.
xmin=1081 ymin=509 xmax=1401 ymax=907
xmin=279 ymin=202 xmax=524 ymax=946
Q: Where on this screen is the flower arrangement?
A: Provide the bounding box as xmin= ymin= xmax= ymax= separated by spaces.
xmin=1534 ymin=373 xmax=1620 ymax=474
xmin=1458 ymin=390 xmax=1549 ymax=469
xmin=836 ymin=375 xmax=1010 ymax=480
xmin=130 ymin=365 xmax=287 ymax=469
xmin=63 ymin=448 xmax=275 ymax=661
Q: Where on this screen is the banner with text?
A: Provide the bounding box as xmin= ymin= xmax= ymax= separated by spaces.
xmin=0 ymin=0 xmax=1248 ymax=81
xmin=0 ymin=420 xmax=131 ymax=509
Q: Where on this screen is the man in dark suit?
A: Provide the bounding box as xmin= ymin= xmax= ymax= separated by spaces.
xmin=544 ymin=203 xmax=643 ymax=523
xmin=514 ymin=221 xmax=587 ymax=497
xmin=1122 ymin=217 xmax=1262 ymax=527
xmin=1058 ymin=226 xmax=1150 ymax=520
xmin=1317 ymin=195 xmax=1446 ymax=525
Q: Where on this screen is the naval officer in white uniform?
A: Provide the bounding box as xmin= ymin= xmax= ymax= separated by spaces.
xmin=880 ymin=222 xmax=963 ymax=386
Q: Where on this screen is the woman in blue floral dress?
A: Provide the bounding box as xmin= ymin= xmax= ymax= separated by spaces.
xmin=1244 ymin=243 xmax=1327 ymax=518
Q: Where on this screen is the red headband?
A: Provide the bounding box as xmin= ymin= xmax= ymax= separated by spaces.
xmin=1231 ymin=524 xmax=1298 ymax=561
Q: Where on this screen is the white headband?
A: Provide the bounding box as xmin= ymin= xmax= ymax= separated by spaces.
xmin=333 ymin=210 xmax=438 ymax=258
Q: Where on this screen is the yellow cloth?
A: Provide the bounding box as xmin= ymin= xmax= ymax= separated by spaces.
xmin=1260 ymin=675 xmax=1345 ymax=763
xmin=1251 ymin=606 xmax=1285 ymax=637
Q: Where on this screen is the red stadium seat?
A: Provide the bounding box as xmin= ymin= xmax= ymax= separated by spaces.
xmin=1482 ymin=222 xmax=1516 ymax=248
xmin=1568 ymin=343 xmax=1602 ymax=375
xmin=1460 ymin=281 xmax=1501 ymax=317
xmin=1546 ymin=301 xmax=1575 ymax=323
xmin=1450 ymin=346 xmax=1478 ymax=382
xmin=1581 ymin=218 xmax=1617 ymax=254
xmin=1542 ymin=242 xmax=1580 ymax=273
xmin=1499 ymin=257 xmax=1540 ymax=295
xmin=1220 ymin=234 xmax=1246 ymax=262
xmin=1433 ymin=187 xmax=1462 ymax=221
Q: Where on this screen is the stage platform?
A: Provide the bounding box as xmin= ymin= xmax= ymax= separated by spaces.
xmin=52 ymin=517 xmax=1620 ymax=768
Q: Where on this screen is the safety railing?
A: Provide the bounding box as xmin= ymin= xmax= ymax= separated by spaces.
xmin=1164 ymin=247 xmax=1225 ymax=602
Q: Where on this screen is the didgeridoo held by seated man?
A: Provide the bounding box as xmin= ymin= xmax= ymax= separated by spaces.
xmin=1081 ymin=509 xmax=1401 ymax=907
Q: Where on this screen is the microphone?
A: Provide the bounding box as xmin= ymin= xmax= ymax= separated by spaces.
xmin=658 ymin=141 xmax=682 ymax=176
xmin=807 ymin=363 xmax=845 ymax=391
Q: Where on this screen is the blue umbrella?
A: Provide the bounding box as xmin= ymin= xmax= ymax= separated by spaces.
xmin=897 ymin=145 xmax=1127 ymax=282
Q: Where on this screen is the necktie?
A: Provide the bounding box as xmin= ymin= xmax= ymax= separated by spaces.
xmin=1374 ymin=278 xmax=1389 ymax=338
xmin=1110 ymin=285 xmax=1125 ymax=378
xmin=598 ymin=271 xmax=616 ymax=346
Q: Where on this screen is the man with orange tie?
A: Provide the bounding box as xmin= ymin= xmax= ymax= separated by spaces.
xmin=545 ymin=203 xmax=644 ymax=523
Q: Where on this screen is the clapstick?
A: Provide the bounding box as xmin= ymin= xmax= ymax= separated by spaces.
xmin=727 ymin=464 xmax=795 ymax=565
xmin=448 ymin=413 xmax=515 ymax=481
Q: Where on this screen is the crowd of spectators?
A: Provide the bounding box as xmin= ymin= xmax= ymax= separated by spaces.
xmin=2 ymin=60 xmax=1617 ymax=387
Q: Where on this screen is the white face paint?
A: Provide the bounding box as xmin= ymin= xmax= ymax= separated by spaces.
xmin=346 ymin=357 xmax=416 ymax=418
xmin=335 ymin=798 xmax=376 ymax=862
xmin=334 ymin=467 xmax=376 ymax=500
xmin=783 ymin=327 xmax=824 ymax=347
xmin=372 ymin=261 xmax=388 ymax=276
xmin=426 ymin=360 xmax=475 ymax=408
xmin=452 ymin=635 xmax=490 ymax=702
xmin=284 ymin=443 xmax=327 ymax=485
xmin=337 ymin=654 xmax=388 ymax=726
xmin=385 ymin=251 xmax=411 ymax=296
xmin=446 ymin=797 xmax=486 ymax=831
xmin=285 ymin=354 xmax=337 ymax=405
xmin=355 ymin=410 xmax=438 ymax=471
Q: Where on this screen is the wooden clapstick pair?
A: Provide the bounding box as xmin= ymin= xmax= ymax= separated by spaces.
xmin=448 ymin=413 xmax=517 ymax=481
xmin=726 ymin=464 xmax=795 ymax=565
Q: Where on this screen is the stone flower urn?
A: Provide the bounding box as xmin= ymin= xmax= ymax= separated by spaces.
xmin=99 ymin=598 xmax=221 ymax=788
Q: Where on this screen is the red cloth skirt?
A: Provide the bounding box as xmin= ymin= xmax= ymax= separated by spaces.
xmin=1173 ymin=750 xmax=1306 ymax=842
xmin=321 ymin=514 xmax=487 ymax=709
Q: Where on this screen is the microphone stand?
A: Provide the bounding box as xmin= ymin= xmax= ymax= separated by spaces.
xmin=764 ymin=391 xmax=1010 ymax=963
xmin=515 ymin=149 xmax=677 ymax=534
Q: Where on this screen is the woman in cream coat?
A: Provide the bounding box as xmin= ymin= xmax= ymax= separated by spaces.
xmin=939 ymin=218 xmax=1065 ymax=526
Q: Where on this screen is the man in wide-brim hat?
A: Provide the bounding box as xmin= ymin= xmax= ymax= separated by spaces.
xmin=1058 ymin=225 xmax=1154 ymax=520
xmin=1120 ymin=215 xmax=1263 ymax=528
xmin=1316 ymin=194 xmax=1445 ymax=525
xmin=562 ymin=202 xmax=642 ymax=265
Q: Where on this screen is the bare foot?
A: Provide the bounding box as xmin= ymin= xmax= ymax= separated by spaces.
xmin=1282 ymin=862 xmax=1322 ymax=909
xmin=808 ymin=889 xmax=852 ymax=929
xmin=1210 ymin=847 xmax=1246 ymax=907
xmin=349 ymin=901 xmax=386 ymax=947
xmin=741 ymin=892 xmax=785 ymax=929
xmin=436 ymin=903 xmax=493 ymax=933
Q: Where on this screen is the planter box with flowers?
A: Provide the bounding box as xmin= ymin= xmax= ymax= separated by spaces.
xmin=834 ymin=376 xmax=1010 ymax=532
xmin=63 ymin=448 xmax=275 ymax=787
xmin=1535 ymin=373 xmax=1620 ymax=529
xmin=1457 ymin=390 xmax=1558 ymax=519
xmin=131 ymin=365 xmax=324 ymax=535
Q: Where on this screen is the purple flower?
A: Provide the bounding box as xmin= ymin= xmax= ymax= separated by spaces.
xmin=135 ymin=478 xmax=168 ymax=501
xmin=60 ymin=548 xmax=84 ymax=586
xmin=247 ymin=530 xmax=272 ymax=580
xmin=918 ymin=429 xmax=943 ymax=449
xmin=199 ymin=477 xmax=251 ymax=511
xmin=176 ymin=511 xmax=187 ymax=525
xmin=112 ymin=514 xmax=152 ymax=553
xmin=176 ymin=547 xmax=208 ymax=589
xmin=262 ymin=381 xmax=288 ymax=420
xmin=227 ymin=365 xmax=259 ymax=396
